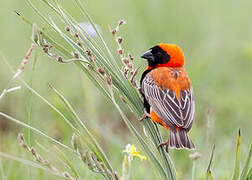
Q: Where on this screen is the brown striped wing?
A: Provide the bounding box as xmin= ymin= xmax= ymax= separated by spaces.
xmin=141 ymin=73 xmax=195 ymax=131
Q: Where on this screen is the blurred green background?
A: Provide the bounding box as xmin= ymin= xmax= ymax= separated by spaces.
xmin=0 ymin=0 xmax=252 ymax=179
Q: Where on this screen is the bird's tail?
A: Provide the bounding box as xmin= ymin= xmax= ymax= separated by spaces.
xmin=169 ymin=129 xmax=195 ymax=150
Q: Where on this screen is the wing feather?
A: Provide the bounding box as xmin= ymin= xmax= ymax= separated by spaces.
xmin=141 ymin=73 xmax=194 ymax=131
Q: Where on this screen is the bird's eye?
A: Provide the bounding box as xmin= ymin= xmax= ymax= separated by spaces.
xmin=157 ymin=52 xmax=162 ymax=57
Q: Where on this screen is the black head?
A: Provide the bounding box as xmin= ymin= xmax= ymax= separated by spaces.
xmin=141 ymin=45 xmax=170 ymax=67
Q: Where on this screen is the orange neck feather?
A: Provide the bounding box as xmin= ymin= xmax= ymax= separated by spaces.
xmin=146 ymin=63 xmax=184 ymax=70
xmin=158 ymin=43 xmax=185 ymax=67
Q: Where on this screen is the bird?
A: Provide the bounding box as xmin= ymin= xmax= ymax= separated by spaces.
xmin=139 ymin=43 xmax=195 ymax=151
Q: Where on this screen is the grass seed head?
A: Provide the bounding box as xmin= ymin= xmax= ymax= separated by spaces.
xmin=118 ymin=48 xmax=123 ymax=55
xmin=86 ymin=50 xmax=96 ymax=62
xmin=128 ymin=53 xmax=134 ymax=61
xmin=106 ymin=75 xmax=112 ymax=86
xmin=117 ymin=37 xmax=123 ymax=44
xmin=120 ymin=96 xmax=126 ymax=103
xmin=57 ymin=56 xmax=63 ymax=63
xmin=122 ymin=58 xmax=129 ymax=64
xmin=77 ymin=41 xmax=82 ymax=47
xmin=127 ymin=63 xmax=133 ymax=69
xmin=71 ymin=133 xmax=78 ymax=151
xmin=123 ymin=67 xmax=129 ymax=77
xmin=111 ymin=29 xmax=117 ymax=35
xmin=73 ymin=52 xmax=80 ymax=59
xmin=65 ymin=27 xmax=70 ymax=32
xmin=118 ymin=20 xmax=126 ymax=26
xmin=36 ymin=154 xmax=43 ymax=162
xmin=85 ymin=50 xmax=91 ymax=56
xmin=62 ymin=171 xmax=71 ymax=178
xmin=98 ymin=67 xmax=105 ymax=76
xmin=42 ymin=46 xmax=49 ymax=53
xmin=21 ymin=143 xmax=29 ymax=151
xmin=30 ymin=147 xmax=36 ymax=156
xmin=18 ymin=133 xmax=25 ymax=141
xmin=112 ymin=171 xmax=120 ymax=180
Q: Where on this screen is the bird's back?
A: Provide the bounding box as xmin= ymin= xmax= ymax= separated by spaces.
xmin=141 ymin=66 xmax=194 ymax=130
xmin=148 ymin=67 xmax=191 ymax=100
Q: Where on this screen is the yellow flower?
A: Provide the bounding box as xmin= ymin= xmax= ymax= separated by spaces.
xmin=123 ymin=144 xmax=147 ymax=160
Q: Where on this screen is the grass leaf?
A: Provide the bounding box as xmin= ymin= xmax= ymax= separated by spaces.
xmin=0 ymin=152 xmax=64 ymax=178
xmin=109 ymin=87 xmax=168 ymax=179
xmin=232 ymin=129 xmax=241 ymax=180
xmin=54 ymin=146 xmax=79 ymax=178
xmin=206 ymin=144 xmax=215 ymax=180
xmin=19 ymin=0 xmax=178 ymax=179
xmin=246 ymin=167 xmax=252 ymax=180
xmin=240 ymin=143 xmax=252 ymax=180
xmin=0 ymin=112 xmax=74 ymax=153
xmin=49 ymin=84 xmax=113 ymax=172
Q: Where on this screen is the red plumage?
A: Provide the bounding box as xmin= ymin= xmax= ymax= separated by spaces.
xmin=140 ymin=44 xmax=195 ymax=151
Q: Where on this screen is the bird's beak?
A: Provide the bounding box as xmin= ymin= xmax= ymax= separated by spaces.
xmin=141 ymin=49 xmax=154 ymax=62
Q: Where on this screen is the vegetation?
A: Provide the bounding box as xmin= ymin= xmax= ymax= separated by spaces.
xmin=0 ymin=0 xmax=251 ymax=179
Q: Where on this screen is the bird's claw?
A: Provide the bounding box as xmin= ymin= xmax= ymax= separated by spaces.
xmin=139 ymin=109 xmax=150 ymax=122
xmin=158 ymin=139 xmax=170 ymax=153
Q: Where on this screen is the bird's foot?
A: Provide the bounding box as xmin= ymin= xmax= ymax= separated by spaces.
xmin=137 ymin=87 xmax=142 ymax=94
xmin=158 ymin=139 xmax=170 ymax=153
xmin=139 ymin=109 xmax=150 ymax=122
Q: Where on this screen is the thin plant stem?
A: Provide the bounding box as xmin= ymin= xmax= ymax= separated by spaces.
xmin=207 ymin=144 xmax=215 ymax=180
xmin=25 ymin=47 xmax=38 ymax=180
xmin=49 ymin=84 xmax=113 ymax=172
xmin=191 ymin=160 xmax=196 ymax=180
xmin=0 ymin=152 xmax=65 ymax=178
xmin=240 ymin=143 xmax=252 ymax=180
xmin=1 ymin=55 xmax=78 ymax=132
xmin=0 ymin=159 xmax=4 ymax=180
xmin=108 ymin=86 xmax=167 ymax=179
xmin=0 ymin=112 xmax=74 ymax=153
xmin=232 ymin=129 xmax=241 ymax=180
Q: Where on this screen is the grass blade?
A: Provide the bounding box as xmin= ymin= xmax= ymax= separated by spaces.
xmin=0 ymin=112 xmax=74 ymax=153
xmin=232 ymin=129 xmax=241 ymax=180
xmin=49 ymin=84 xmax=113 ymax=172
xmin=54 ymin=146 xmax=79 ymax=178
xmin=25 ymin=47 xmax=38 ymax=146
xmin=0 ymin=159 xmax=4 ymax=180
xmin=0 ymin=152 xmax=64 ymax=178
xmin=109 ymin=87 xmax=168 ymax=179
xmin=74 ymin=0 xmax=121 ymax=71
xmin=1 ymin=55 xmax=78 ymax=132
xmin=206 ymin=144 xmax=215 ymax=180
xmin=246 ymin=167 xmax=252 ymax=180
xmin=240 ymin=143 xmax=252 ymax=180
